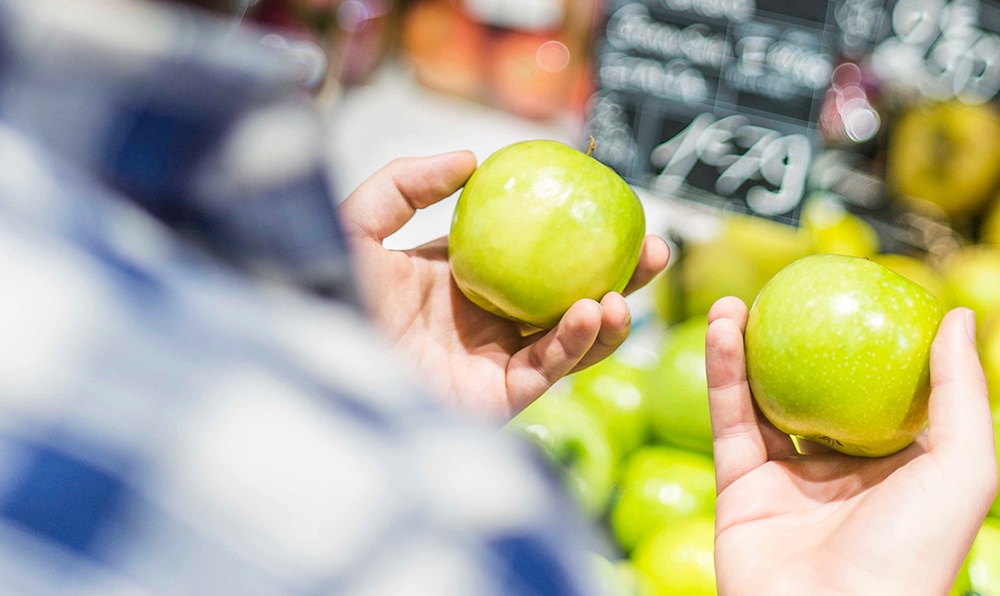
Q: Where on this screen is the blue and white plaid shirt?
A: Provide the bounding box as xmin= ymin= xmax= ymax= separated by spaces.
xmin=0 ymin=1 xmax=601 ymax=593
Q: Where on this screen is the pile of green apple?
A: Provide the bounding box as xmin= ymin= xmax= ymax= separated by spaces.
xmin=507 ymin=332 xmax=717 ymax=595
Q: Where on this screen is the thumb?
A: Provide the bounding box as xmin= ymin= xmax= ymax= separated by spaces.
xmin=928 ymin=308 xmax=995 ymax=479
xmin=339 ymin=151 xmax=477 ymax=244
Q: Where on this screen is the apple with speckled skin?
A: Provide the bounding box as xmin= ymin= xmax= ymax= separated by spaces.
xmin=449 ymin=140 xmax=646 ymax=329
xmin=745 ymin=255 xmax=945 ymax=457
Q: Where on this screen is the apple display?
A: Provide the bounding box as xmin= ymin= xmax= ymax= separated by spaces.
xmin=449 ymin=140 xmax=646 ymax=329
xmin=647 ymin=317 xmax=712 ymax=453
xmin=745 ymin=255 xmax=944 ymax=457
xmin=887 ymin=100 xmax=1000 ymax=220
xmin=610 ymin=446 xmax=716 ymax=552
xmin=506 ymin=386 xmax=617 ymax=517
xmin=631 ymin=515 xmax=717 ymax=596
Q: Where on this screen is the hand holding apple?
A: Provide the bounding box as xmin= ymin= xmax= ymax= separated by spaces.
xmin=338 ymin=150 xmax=668 ymax=417
xmin=707 ymin=297 xmax=996 ymax=595
xmin=745 ymin=254 xmax=944 ymax=457
xmin=449 ymin=140 xmax=647 ymax=330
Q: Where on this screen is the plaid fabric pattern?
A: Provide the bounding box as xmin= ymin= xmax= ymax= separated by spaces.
xmin=0 ymin=1 xmax=600 ymax=593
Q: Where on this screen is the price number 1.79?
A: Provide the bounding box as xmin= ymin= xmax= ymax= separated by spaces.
xmin=649 ymin=113 xmax=812 ymax=216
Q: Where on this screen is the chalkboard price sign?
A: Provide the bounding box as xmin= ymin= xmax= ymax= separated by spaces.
xmin=587 ymin=0 xmax=841 ymax=222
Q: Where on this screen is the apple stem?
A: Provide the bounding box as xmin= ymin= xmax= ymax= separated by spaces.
xmin=587 ymin=135 xmax=596 ymax=157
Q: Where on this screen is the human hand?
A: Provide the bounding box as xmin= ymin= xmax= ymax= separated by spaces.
xmin=706 ymin=297 xmax=997 ymax=595
xmin=338 ymin=151 xmax=669 ymax=419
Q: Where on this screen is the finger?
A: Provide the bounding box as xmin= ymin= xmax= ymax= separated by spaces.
xmin=623 ymin=235 xmax=670 ymax=295
xmin=506 ymin=299 xmax=603 ymax=415
xmin=706 ymin=307 xmax=794 ymax=494
xmin=707 ymin=298 xmax=820 ymax=458
xmin=339 ymin=151 xmax=478 ymax=243
xmin=928 ymin=309 xmax=996 ymax=480
xmin=569 ymin=292 xmax=631 ymax=373
xmin=707 ymin=296 xmax=750 ymax=330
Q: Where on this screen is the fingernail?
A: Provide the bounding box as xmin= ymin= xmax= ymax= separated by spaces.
xmin=965 ymin=309 xmax=977 ymax=345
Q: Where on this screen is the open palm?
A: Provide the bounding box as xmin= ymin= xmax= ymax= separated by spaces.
xmin=706 ymin=297 xmax=997 ymax=595
xmin=339 ymin=151 xmax=669 ymax=419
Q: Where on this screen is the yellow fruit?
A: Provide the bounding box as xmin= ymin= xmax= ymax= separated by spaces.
xmin=887 ymin=101 xmax=1000 ymax=220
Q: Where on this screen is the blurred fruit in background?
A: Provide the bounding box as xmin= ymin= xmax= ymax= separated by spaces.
xmin=718 ymin=214 xmax=814 ymax=289
xmin=631 ymin=515 xmax=717 ymax=596
xmin=984 ymin=197 xmax=1000 ymax=245
xmin=249 ymin=0 xmax=395 ymax=88
xmin=571 ymin=355 xmax=650 ymax=456
xmin=801 ymin=193 xmax=880 ymax=257
xmin=647 ymin=317 xmax=712 ymax=454
xmin=401 ymin=0 xmax=486 ymax=99
xmin=673 ymin=243 xmax=760 ymax=320
xmin=982 ymin=323 xmax=1000 ymax=414
xmin=506 ymin=385 xmax=617 ymax=517
xmin=610 ymin=446 xmax=715 ymax=553
xmin=589 ymin=552 xmax=646 ymax=596
xmin=887 ymin=101 xmax=1000 ymax=223
xmin=970 ymin=518 xmax=1000 ymax=595
xmin=400 ymin=0 xmax=598 ymax=120
xmin=942 ymin=245 xmax=1000 ymax=337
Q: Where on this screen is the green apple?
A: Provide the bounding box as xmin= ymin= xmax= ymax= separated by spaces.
xmin=631 ymin=515 xmax=716 ymax=596
xmin=870 ymin=253 xmax=950 ymax=306
xmin=943 ymin=245 xmax=1000 ymax=337
xmin=970 ymin=517 xmax=1000 ymax=595
xmin=801 ymin=194 xmax=880 ymax=258
xmin=610 ymin=446 xmax=716 ymax=552
xmin=887 ymin=101 xmax=1000 ymax=220
xmin=449 ymin=140 xmax=646 ymax=329
xmin=570 ymin=355 xmax=649 ymax=456
xmin=506 ymin=387 xmax=617 ymax=516
xmin=647 ymin=317 xmax=712 ymax=453
xmin=745 ymin=254 xmax=944 ymax=457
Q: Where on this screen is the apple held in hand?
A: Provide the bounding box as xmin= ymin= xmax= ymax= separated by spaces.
xmin=745 ymin=254 xmax=944 ymax=457
xmin=449 ymin=140 xmax=645 ymax=329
